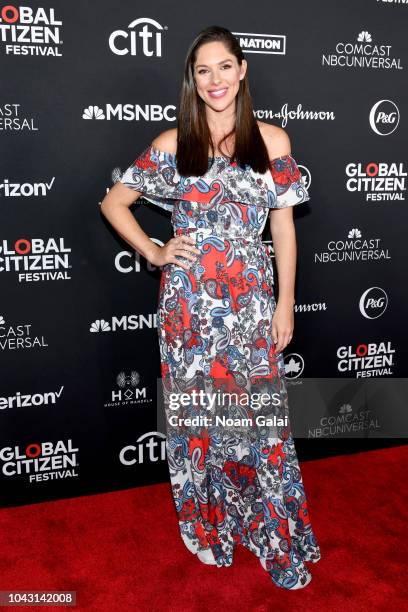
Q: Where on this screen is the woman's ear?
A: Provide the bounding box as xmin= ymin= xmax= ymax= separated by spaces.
xmin=240 ymin=59 xmax=248 ymax=80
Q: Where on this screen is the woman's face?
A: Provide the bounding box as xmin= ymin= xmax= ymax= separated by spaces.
xmin=193 ymin=41 xmax=247 ymax=114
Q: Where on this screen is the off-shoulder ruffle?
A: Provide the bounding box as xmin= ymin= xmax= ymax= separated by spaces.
xmin=119 ymin=145 xmax=310 ymax=212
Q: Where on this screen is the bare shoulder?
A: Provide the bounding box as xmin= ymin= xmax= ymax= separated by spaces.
xmin=151 ymin=128 xmax=178 ymax=154
xmin=257 ymin=121 xmax=291 ymax=160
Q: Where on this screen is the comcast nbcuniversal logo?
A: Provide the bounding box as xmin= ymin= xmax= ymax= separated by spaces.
xmin=322 ymin=30 xmax=403 ymax=70
xmin=314 ymin=227 xmax=392 ymax=264
xmin=82 ymin=104 xmax=175 ymax=121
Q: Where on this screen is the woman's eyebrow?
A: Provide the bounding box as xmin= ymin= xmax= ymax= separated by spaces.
xmin=195 ymin=59 xmax=232 ymax=68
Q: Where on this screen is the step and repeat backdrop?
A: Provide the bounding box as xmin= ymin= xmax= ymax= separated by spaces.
xmin=1 ymin=0 xmax=407 ymax=507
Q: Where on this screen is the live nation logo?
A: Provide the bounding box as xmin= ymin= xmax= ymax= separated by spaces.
xmin=0 ymin=439 xmax=79 ymax=483
xmin=104 ymin=370 xmax=153 ymax=407
xmin=0 ymin=237 xmax=72 ymax=283
xmin=232 ymin=31 xmax=286 ymax=55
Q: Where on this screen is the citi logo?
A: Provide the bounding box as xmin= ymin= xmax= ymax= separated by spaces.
xmin=119 ymin=432 xmax=166 ymax=465
xmin=232 ymin=31 xmax=286 ymax=55
xmin=115 ymin=239 xmax=164 ymax=273
xmin=0 ymin=178 xmax=55 ymax=197
xmin=369 ymin=99 xmax=400 ymax=135
xmin=109 ymin=370 xmax=151 ymax=406
xmin=109 ymin=17 xmax=166 ymax=57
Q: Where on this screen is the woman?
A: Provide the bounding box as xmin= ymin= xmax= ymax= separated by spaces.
xmin=101 ymin=25 xmax=321 ymax=590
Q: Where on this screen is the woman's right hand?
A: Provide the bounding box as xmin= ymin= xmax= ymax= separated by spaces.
xmin=149 ymin=235 xmax=201 ymax=271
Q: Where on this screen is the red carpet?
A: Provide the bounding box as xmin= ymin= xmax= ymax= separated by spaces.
xmin=0 ymin=445 xmax=407 ymax=611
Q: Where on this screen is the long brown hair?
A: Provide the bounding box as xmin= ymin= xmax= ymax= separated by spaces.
xmin=176 ymin=25 xmax=270 ymax=177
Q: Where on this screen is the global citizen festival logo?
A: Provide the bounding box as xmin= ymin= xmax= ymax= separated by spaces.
xmin=0 ymin=440 xmax=79 ymax=483
xmin=82 ymin=104 xmax=175 ymax=122
xmin=0 ymin=237 xmax=72 ymax=283
xmin=109 ymin=17 xmax=166 ymax=56
xmin=0 ymin=5 xmax=63 ymax=56
xmin=104 ymin=370 xmax=152 ymax=408
xmin=322 ymin=30 xmax=403 ymax=69
xmin=314 ymin=228 xmax=391 ymax=264
xmin=346 ymin=161 xmax=406 ymax=202
xmin=0 ymin=314 xmax=48 ymax=351
xmin=232 ymin=32 xmax=286 ymax=55
xmin=337 ymin=341 xmax=395 ymax=377
xmin=369 ymin=100 xmax=400 ymax=135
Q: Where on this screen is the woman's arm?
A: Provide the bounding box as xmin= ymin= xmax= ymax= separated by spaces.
xmin=100 ymin=161 xmax=200 ymax=271
xmin=100 ymin=182 xmax=160 ymax=264
xmin=260 ymin=123 xmax=297 ymax=353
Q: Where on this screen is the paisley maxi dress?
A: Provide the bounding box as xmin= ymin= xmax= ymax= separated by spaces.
xmin=120 ymin=144 xmax=321 ymax=590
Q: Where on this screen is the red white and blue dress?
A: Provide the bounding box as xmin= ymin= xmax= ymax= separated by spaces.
xmin=120 ymin=144 xmax=321 ymax=590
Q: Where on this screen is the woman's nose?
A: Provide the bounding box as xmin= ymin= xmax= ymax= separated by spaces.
xmin=211 ymin=70 xmax=221 ymax=84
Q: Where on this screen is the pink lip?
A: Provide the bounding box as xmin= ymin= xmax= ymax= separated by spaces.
xmin=208 ymin=88 xmax=228 ymax=99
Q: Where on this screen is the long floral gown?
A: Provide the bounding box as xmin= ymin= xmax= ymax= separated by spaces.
xmin=119 ymin=144 xmax=321 ymax=590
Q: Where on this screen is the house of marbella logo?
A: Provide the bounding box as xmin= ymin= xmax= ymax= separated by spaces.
xmin=314 ymin=228 xmax=391 ymax=264
xmin=0 ymin=5 xmax=63 ymax=56
xmin=104 ymin=370 xmax=152 ymax=408
xmin=369 ymin=100 xmax=400 ymax=135
xmin=322 ymin=30 xmax=403 ymax=69
xmin=109 ymin=17 xmax=166 ymax=57
xmin=82 ymin=104 xmax=175 ymax=122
